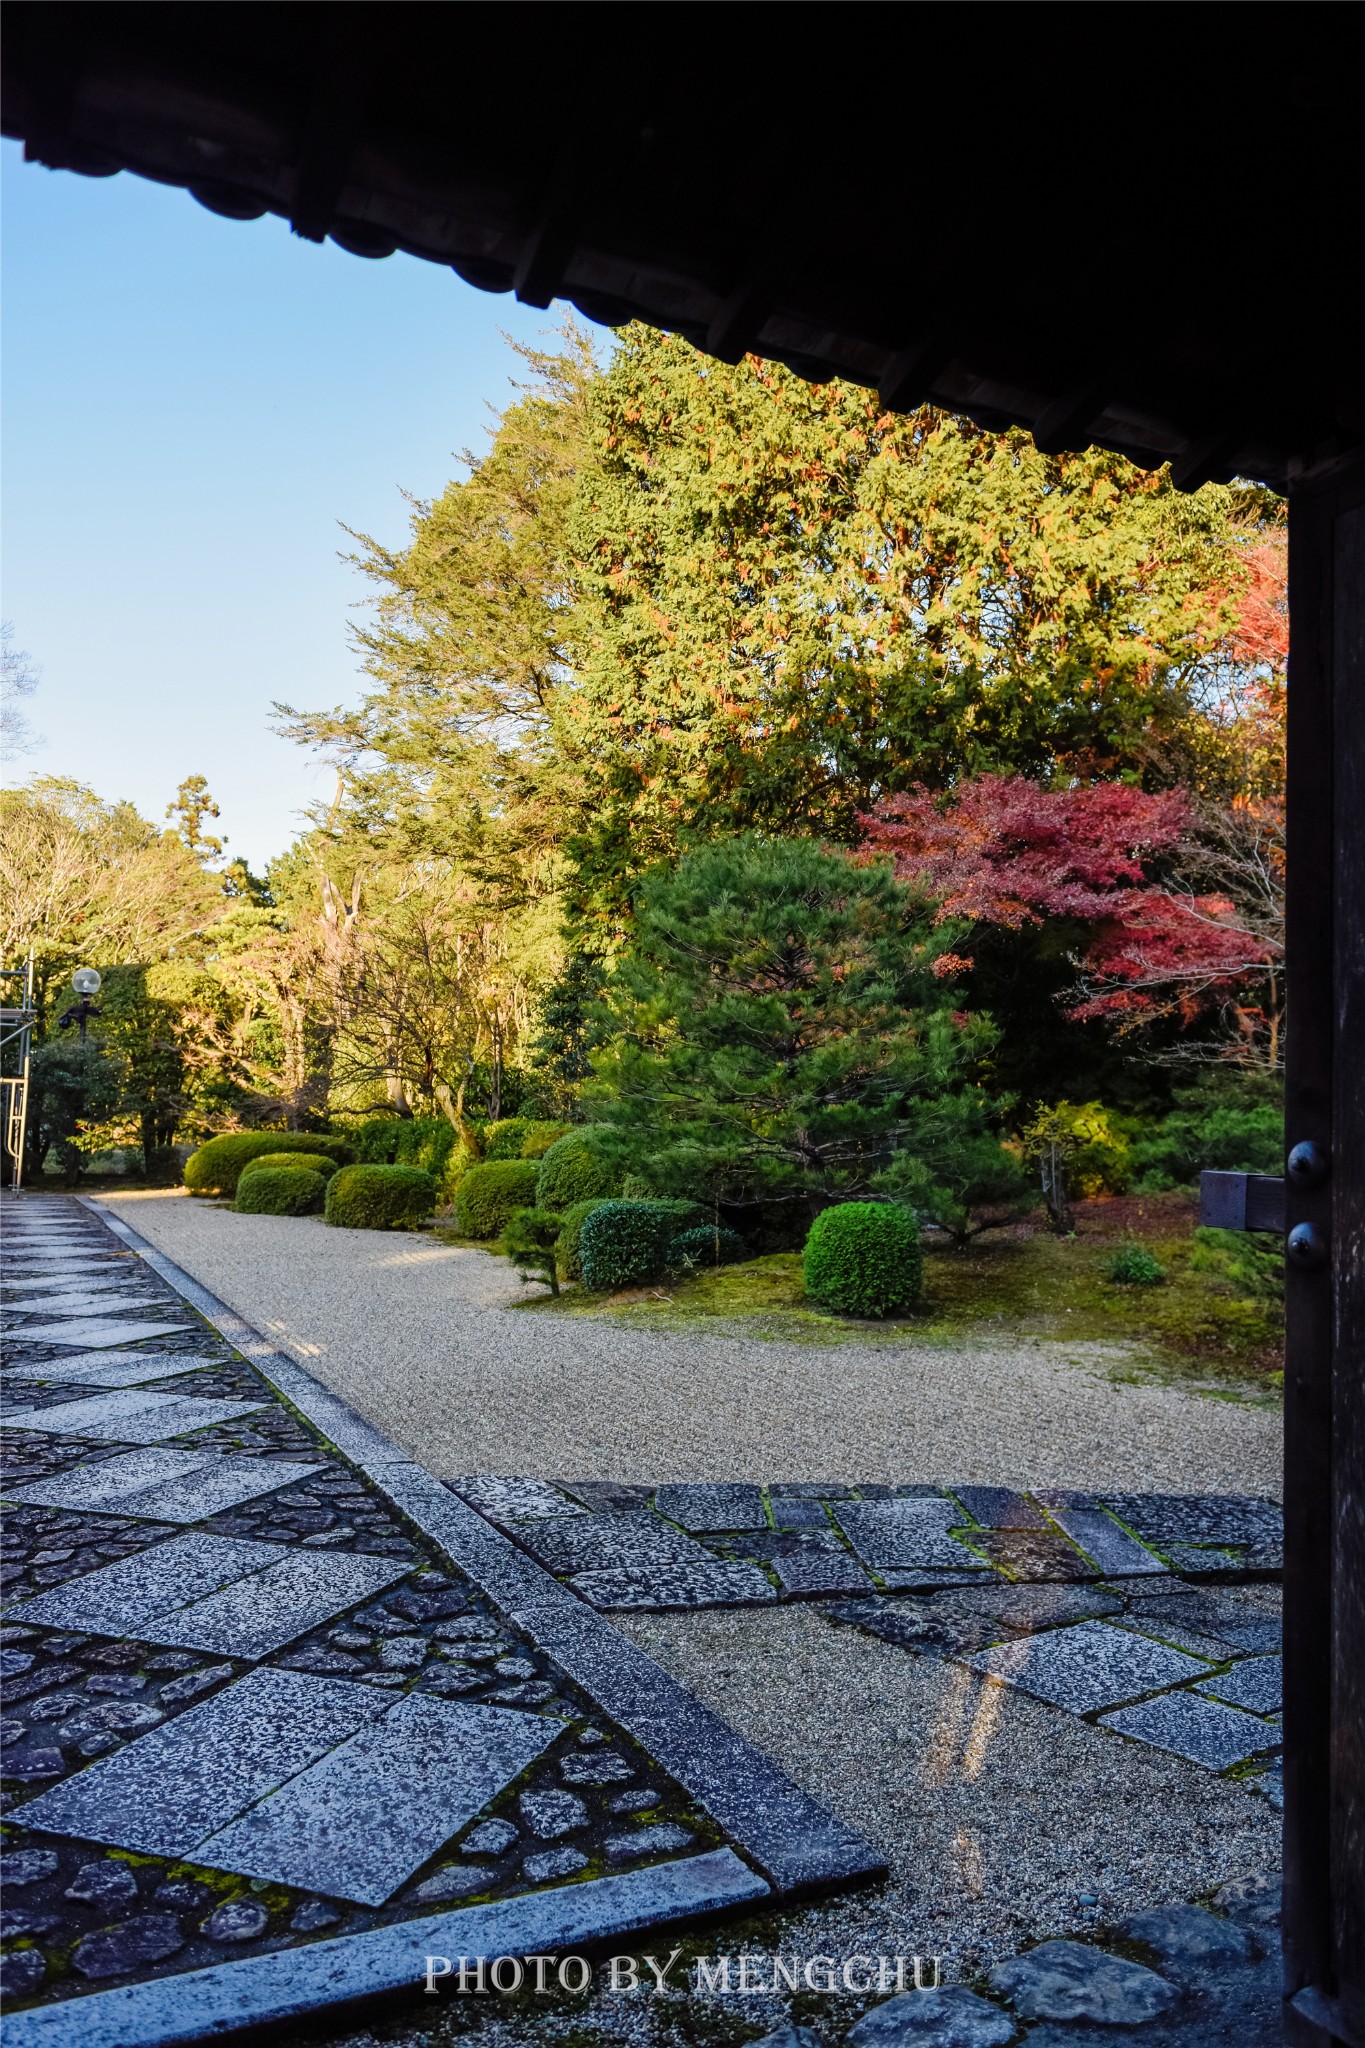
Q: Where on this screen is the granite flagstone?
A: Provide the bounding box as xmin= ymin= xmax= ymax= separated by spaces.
xmin=834 ymin=1497 xmax=990 ymax=1572
xmin=652 ymin=1482 xmax=768 ymax=1532
xmin=1 ymin=1388 xmax=267 ymax=1441
xmin=148 ymin=1546 xmax=410 ymax=1657
xmin=1043 ymin=1505 xmax=1168 ymax=1576
xmin=1 ymin=1354 xmax=228 ymax=1390
xmin=951 ymin=1484 xmax=1052 ymax=1529
xmin=570 ymin=1560 xmax=778 ymax=1609
xmin=511 ymin=1511 xmax=712 ymax=1575
xmin=451 ymin=1474 xmax=585 ymax=1523
xmin=194 ymin=1693 xmax=557 ymax=1903
xmin=1100 ymin=1689 xmax=1280 ymax=1768
xmin=1195 ymin=1655 xmax=1282 ymax=1714
xmin=8 ymin=1531 xmax=282 ymax=1634
xmin=966 ymin=1619 xmax=1212 ymax=1713
xmin=17 ymin=1668 xmax=392 ymax=1857
xmin=4 ymin=1447 xmax=324 ymax=1521
xmin=1 ymin=1318 xmax=194 ymax=1349
xmin=4 ymin=1294 xmax=170 ymax=1321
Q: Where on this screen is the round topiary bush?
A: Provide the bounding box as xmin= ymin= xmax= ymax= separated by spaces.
xmin=519 ymin=1120 xmax=572 ymax=1159
xmin=667 ymin=1223 xmax=747 ymax=1271
xmin=803 ymin=1202 xmax=923 ymax=1318
xmin=454 ymin=1160 xmax=541 ymax=1238
xmin=554 ymin=1197 xmax=613 ymax=1281
xmin=324 ymin=1164 xmax=436 ymax=1231
xmin=238 ymin=1151 xmax=339 ymax=1185
xmin=234 ymin=1167 xmax=327 ymax=1216
xmin=1105 ymin=1243 xmax=1166 ymax=1286
xmin=184 ymin=1131 xmax=353 ymax=1197
xmin=483 ymin=1118 xmax=532 ymax=1161
xmin=577 ymin=1199 xmax=709 ymax=1293
xmin=535 ymin=1128 xmax=618 ymax=1210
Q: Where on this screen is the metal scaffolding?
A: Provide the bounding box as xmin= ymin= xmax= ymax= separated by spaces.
xmin=1 ymin=955 xmax=36 ymax=1187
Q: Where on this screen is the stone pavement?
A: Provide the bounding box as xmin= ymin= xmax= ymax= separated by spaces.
xmin=0 ymin=1197 xmax=878 ymax=2043
xmin=1 ymin=1196 xmax=1284 ymax=2046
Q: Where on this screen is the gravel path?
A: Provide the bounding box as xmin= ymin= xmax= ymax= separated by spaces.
xmin=93 ymin=1192 xmax=1281 ymax=1497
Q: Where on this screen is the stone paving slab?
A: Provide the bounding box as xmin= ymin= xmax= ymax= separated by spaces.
xmin=1 ymin=1318 xmax=194 ymax=1350
xmin=195 ymin=1693 xmax=557 ymax=1903
xmin=1196 ymin=1655 xmax=1282 ymax=1714
xmin=571 ymin=1560 xmax=779 ymax=1610
xmin=653 ymin=1482 xmax=768 ymax=1531
xmin=9 ymin=1530 xmax=281 ymax=1633
xmin=967 ymin=1619 xmax=1212 ymax=1713
xmin=513 ymin=1511 xmax=711 ymax=1575
xmin=951 ymin=1484 xmax=1053 ymax=1529
xmin=834 ymin=1498 xmax=989 ymax=1571
xmin=151 ymin=1547 xmax=409 ymax=1657
xmin=4 ymin=1293 xmax=170 ymax=1320
xmin=1100 ymin=1689 xmax=1281 ymax=1768
xmin=2 ymin=1388 xmax=268 ymax=1442
xmin=1 ymin=1354 xmax=228 ymax=1390
xmin=451 ymin=1474 xmax=586 ymax=1523
xmin=1046 ymin=1507 xmax=1169 ymax=1577
xmin=5 ymin=1449 xmax=325 ymax=1522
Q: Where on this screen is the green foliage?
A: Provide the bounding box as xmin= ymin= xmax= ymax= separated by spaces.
xmin=239 ymin=1151 xmax=339 ymax=1182
xmin=235 ymin=1167 xmax=327 ymax=1216
xmin=568 ymin=327 xmax=1252 ymax=908
xmin=554 ymin=1198 xmax=613 ymax=1281
xmin=1189 ymin=1225 xmax=1285 ymax=1305
xmin=27 ymin=1036 xmax=122 ymax=1185
xmin=803 ymin=1202 xmax=924 ymax=1318
xmin=667 ymin=1224 xmax=747 ymax=1271
xmin=351 ymin=1118 xmax=404 ymax=1163
xmin=503 ymin=1207 xmax=564 ymax=1295
xmin=577 ymin=1199 xmax=708 ymax=1292
xmin=1130 ymin=1098 xmax=1283 ymax=1191
xmin=535 ymin=1128 xmax=619 ymax=1210
xmin=184 ymin=1131 xmax=354 ymax=1197
xmin=519 ymin=1120 xmax=572 ymax=1159
xmin=1105 ymin=1243 xmax=1167 ymax=1286
xmin=589 ymin=834 xmax=1014 ymax=1230
xmin=454 ymin=1159 xmax=541 ymax=1238
xmin=324 ymin=1164 xmax=436 ymax=1231
xmin=528 ymin=953 xmax=609 ymax=1102
xmin=1022 ymin=1099 xmax=1128 ymax=1231
xmin=484 ymin=1118 xmax=533 ymax=1161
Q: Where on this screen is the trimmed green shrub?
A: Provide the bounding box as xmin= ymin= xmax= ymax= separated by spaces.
xmin=349 ymin=1117 xmax=471 ymax=1198
xmin=535 ymin=1129 xmax=619 ymax=1210
xmin=503 ymin=1207 xmax=564 ymax=1295
xmin=239 ymin=1151 xmax=339 ymax=1184
xmin=577 ymin=1199 xmax=708 ymax=1293
xmin=325 ymin=1164 xmax=436 ymax=1231
xmin=1105 ymin=1243 xmax=1166 ymax=1286
xmin=519 ymin=1121 xmax=572 ymax=1159
xmin=554 ymin=1198 xmax=612 ymax=1281
xmin=803 ymin=1202 xmax=923 ymax=1318
xmin=234 ymin=1168 xmax=327 ymax=1216
xmin=667 ymin=1223 xmax=747 ymax=1271
xmin=484 ymin=1118 xmax=533 ymax=1161
xmin=184 ymin=1131 xmax=353 ymax=1197
xmin=454 ymin=1160 xmax=541 ymax=1238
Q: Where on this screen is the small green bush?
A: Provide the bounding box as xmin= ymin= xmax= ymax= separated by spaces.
xmin=554 ymin=1198 xmax=613 ymax=1281
xmin=1105 ymin=1243 xmax=1167 ymax=1286
xmin=239 ymin=1151 xmax=339 ymax=1184
xmin=325 ymin=1164 xmax=436 ymax=1231
xmin=535 ymin=1128 xmax=619 ymax=1210
xmin=234 ymin=1167 xmax=327 ymax=1216
xmin=803 ymin=1202 xmax=923 ymax=1318
xmin=503 ymin=1206 xmax=564 ymax=1294
xmin=349 ymin=1116 xmax=471 ymax=1198
xmin=484 ymin=1118 xmax=532 ymax=1161
xmin=1129 ymin=1102 xmax=1283 ymax=1191
xmin=184 ymin=1131 xmax=353 ymax=1197
xmin=454 ymin=1159 xmax=541 ymax=1238
xmin=519 ymin=1120 xmax=572 ymax=1159
xmin=667 ymin=1223 xmax=747 ymax=1271
xmin=577 ymin=1199 xmax=708 ymax=1292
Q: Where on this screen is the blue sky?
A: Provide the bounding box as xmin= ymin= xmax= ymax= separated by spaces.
xmin=1 ymin=140 xmax=556 ymax=870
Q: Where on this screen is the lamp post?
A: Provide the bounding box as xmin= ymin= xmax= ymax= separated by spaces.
xmin=58 ymin=967 xmax=103 ymax=1040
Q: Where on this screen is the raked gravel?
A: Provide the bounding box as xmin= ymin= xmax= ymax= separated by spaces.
xmin=90 ymin=1192 xmax=1280 ymax=1497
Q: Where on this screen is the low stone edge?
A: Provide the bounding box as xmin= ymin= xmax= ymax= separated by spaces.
xmin=1 ymin=1849 xmax=768 ymax=2048
xmin=77 ymin=1199 xmax=889 ymax=1896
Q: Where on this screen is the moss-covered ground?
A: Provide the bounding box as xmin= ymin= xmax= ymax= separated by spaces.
xmin=504 ymin=1194 xmax=1282 ymax=1399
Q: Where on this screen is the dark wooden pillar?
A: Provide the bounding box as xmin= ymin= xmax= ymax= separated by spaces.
xmin=1283 ymin=449 xmax=1365 ymax=2048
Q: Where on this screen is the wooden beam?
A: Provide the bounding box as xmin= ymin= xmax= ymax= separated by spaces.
xmin=1283 ymin=449 xmax=1365 ymax=2048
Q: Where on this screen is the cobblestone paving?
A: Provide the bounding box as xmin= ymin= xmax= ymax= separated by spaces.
xmin=1 ymin=1199 xmax=829 ymax=2030
xmin=450 ymin=1477 xmax=1283 ymax=1806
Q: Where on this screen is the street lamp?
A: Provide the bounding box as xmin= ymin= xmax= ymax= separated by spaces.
xmin=59 ymin=967 xmax=103 ymax=1040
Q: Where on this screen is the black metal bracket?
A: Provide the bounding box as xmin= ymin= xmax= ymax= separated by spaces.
xmin=1198 ymin=1170 xmax=1286 ymax=1233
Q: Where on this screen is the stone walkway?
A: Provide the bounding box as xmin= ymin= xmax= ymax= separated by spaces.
xmin=1 ymin=1195 xmax=1285 ymax=2046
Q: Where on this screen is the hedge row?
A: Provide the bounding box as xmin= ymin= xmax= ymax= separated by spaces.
xmin=325 ymin=1165 xmax=436 ymax=1231
xmin=234 ymin=1167 xmax=328 ymax=1216
xmin=185 ymin=1131 xmax=353 ymax=1196
xmin=577 ymin=1199 xmax=709 ymax=1292
xmin=455 ymin=1160 xmax=540 ymax=1237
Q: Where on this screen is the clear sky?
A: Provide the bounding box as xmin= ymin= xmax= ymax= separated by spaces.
xmin=1 ymin=139 xmax=556 ymax=870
